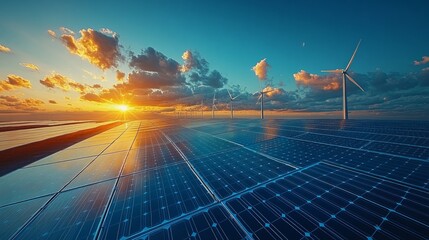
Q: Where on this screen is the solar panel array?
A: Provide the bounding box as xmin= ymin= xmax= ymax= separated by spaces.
xmin=1 ymin=119 xmax=428 ymax=239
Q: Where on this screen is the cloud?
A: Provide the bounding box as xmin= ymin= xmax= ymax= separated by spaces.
xmin=60 ymin=28 xmax=122 ymax=70
xmin=130 ymin=47 xmax=180 ymax=75
xmin=188 ymin=70 xmax=227 ymax=88
xmin=0 ymin=75 xmax=32 ymax=91
xmin=40 ymin=72 xmax=91 ymax=93
xmin=59 ymin=27 xmax=75 ymax=35
xmin=0 ymin=95 xmax=44 ymax=111
xmin=47 ymin=30 xmax=56 ymax=38
xmin=180 ymin=50 xmax=209 ymax=74
xmin=0 ymin=44 xmax=11 ymax=53
xmin=49 ymin=100 xmax=57 ymax=104
xmin=294 ymin=70 xmax=341 ymax=91
xmin=263 ymin=86 xmax=284 ymax=98
xmin=252 ymin=58 xmax=269 ymax=80
xmin=116 ymin=70 xmax=125 ymax=82
xmin=180 ymin=50 xmax=226 ymax=88
xmin=126 ymin=70 xmax=186 ymax=89
xmin=414 ymin=56 xmax=429 ymax=65
xmin=20 ymin=63 xmax=40 ymax=71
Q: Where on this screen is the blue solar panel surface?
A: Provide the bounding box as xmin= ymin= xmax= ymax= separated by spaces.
xmin=1 ymin=119 xmax=428 ymax=240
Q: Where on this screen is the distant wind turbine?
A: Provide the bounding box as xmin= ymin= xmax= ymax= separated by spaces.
xmin=200 ymin=99 xmax=204 ymax=118
xmin=226 ymin=88 xmax=244 ymax=119
xmin=211 ymin=91 xmax=218 ymax=119
xmin=321 ymin=39 xmax=365 ymax=120
xmin=254 ymin=88 xmax=274 ymax=119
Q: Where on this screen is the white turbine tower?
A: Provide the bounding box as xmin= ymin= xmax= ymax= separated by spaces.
xmin=255 ymin=88 xmax=274 ymax=119
xmin=321 ymin=39 xmax=365 ymax=120
xmin=211 ymin=91 xmax=218 ymax=119
xmin=226 ymin=88 xmax=244 ymax=119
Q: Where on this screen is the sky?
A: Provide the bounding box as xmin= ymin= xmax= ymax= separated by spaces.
xmin=1 ymin=0 xmax=429 ymax=119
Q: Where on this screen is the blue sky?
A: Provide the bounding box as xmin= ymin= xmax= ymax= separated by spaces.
xmin=1 ymin=0 xmax=429 ymax=118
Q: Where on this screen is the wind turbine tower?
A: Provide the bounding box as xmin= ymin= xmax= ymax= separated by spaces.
xmin=321 ymin=40 xmax=365 ymax=120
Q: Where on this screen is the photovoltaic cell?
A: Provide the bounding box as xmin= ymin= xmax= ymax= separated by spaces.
xmin=0 ymin=157 xmax=93 ymax=206
xmin=363 ymin=141 xmax=429 ymax=160
xmin=14 ymin=180 xmax=116 ymax=240
xmin=99 ymin=163 xmax=215 ymax=239
xmin=122 ymin=143 xmax=184 ymax=175
xmin=144 ymin=206 xmax=247 ymax=240
xmin=171 ymin=136 xmax=238 ymax=160
xmin=294 ymin=133 xmax=369 ymax=148
xmin=189 ymin=148 xmax=295 ymax=199
xmin=217 ymin=130 xmax=278 ymax=146
xmin=65 ymin=151 xmax=129 ymax=190
xmin=247 ymin=137 xmax=329 ymax=167
xmin=0 ymin=196 xmax=51 ymax=239
xmin=226 ymin=163 xmax=429 ymax=240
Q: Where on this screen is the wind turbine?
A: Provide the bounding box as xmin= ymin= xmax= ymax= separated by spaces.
xmin=254 ymin=88 xmax=274 ymax=119
xmin=226 ymin=88 xmax=244 ymax=119
xmin=322 ymin=39 xmax=365 ymax=120
xmin=211 ymin=91 xmax=218 ymax=119
xmin=200 ymin=99 xmax=204 ymax=118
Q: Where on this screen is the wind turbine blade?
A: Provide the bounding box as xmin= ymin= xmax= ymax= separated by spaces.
xmin=345 ymin=39 xmax=362 ymax=72
xmin=345 ymin=73 xmax=365 ymax=92
xmin=253 ymin=91 xmax=260 ymax=96
xmin=321 ymin=69 xmax=343 ymax=73
xmin=232 ymin=92 xmax=243 ymax=100
xmin=213 ymin=104 xmax=218 ymax=110
xmin=226 ymin=89 xmax=233 ymax=99
xmin=213 ymin=91 xmax=216 ymax=100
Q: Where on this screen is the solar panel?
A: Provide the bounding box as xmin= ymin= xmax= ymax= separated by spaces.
xmin=189 ymin=148 xmax=295 ymax=199
xmin=1 ymin=119 xmax=429 ymax=240
xmin=98 ymin=163 xmax=215 ymax=239
xmin=363 ymin=141 xmax=429 ymax=160
xmin=14 ymin=180 xmax=116 ymax=239
xmin=226 ymin=163 xmax=429 ymax=240
xmin=0 ymin=195 xmax=51 ymax=239
xmin=144 ymin=206 xmax=247 ymax=240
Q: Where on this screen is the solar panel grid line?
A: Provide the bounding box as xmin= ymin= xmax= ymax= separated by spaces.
xmin=186 ymin=126 xmax=298 ymax=170
xmin=251 ymin=121 xmax=429 ymax=147
xmin=245 ymin=127 xmax=429 ymax=163
xmin=301 ymin=164 xmax=429 ymax=229
xmin=9 ymin=122 xmax=135 ymax=240
xmin=227 ymin=162 xmax=429 ymax=240
xmin=322 ymin=160 xmax=429 ymax=193
xmin=93 ymin=121 xmax=142 ymax=240
xmin=161 ymin=131 xmax=254 ymax=240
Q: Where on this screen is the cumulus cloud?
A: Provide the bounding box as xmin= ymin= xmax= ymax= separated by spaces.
xmin=116 ymin=70 xmax=125 ymax=82
xmin=0 ymin=44 xmax=11 ymax=53
xmin=40 ymin=72 xmax=92 ymax=93
xmin=126 ymin=70 xmax=185 ymax=89
xmin=47 ymin=29 xmax=56 ymax=38
xmin=414 ymin=56 xmax=429 ymax=65
xmin=180 ymin=50 xmax=226 ymax=88
xmin=49 ymin=100 xmax=57 ymax=104
xmin=60 ymin=28 xmax=122 ymax=70
xmin=252 ymin=58 xmax=269 ymax=80
xmin=59 ymin=27 xmax=75 ymax=35
xmin=0 ymin=95 xmax=44 ymax=111
xmin=0 ymin=75 xmax=32 ymax=91
xmin=294 ymin=70 xmax=341 ymax=91
xmin=263 ymin=86 xmax=284 ymax=98
xmin=180 ymin=50 xmax=209 ymax=74
xmin=20 ymin=63 xmax=40 ymax=71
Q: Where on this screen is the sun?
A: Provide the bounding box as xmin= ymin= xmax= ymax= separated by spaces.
xmin=117 ymin=104 xmax=129 ymax=112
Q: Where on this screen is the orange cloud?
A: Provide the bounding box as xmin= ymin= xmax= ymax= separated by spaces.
xmin=60 ymin=27 xmax=75 ymax=35
xmin=60 ymin=28 xmax=122 ymax=70
xmin=20 ymin=63 xmax=40 ymax=71
xmin=40 ymin=72 xmax=89 ymax=93
xmin=180 ymin=50 xmax=193 ymax=73
xmin=49 ymin=100 xmax=57 ymax=104
xmin=414 ymin=56 xmax=429 ymax=65
xmin=263 ymin=86 xmax=283 ymax=97
xmin=0 ymin=95 xmax=44 ymax=111
xmin=0 ymin=44 xmax=11 ymax=53
xmin=0 ymin=75 xmax=32 ymax=91
xmin=47 ymin=29 xmax=56 ymax=38
xmin=252 ymin=58 xmax=269 ymax=80
xmin=293 ymin=70 xmax=341 ymax=91
xmin=116 ymin=70 xmax=125 ymax=81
